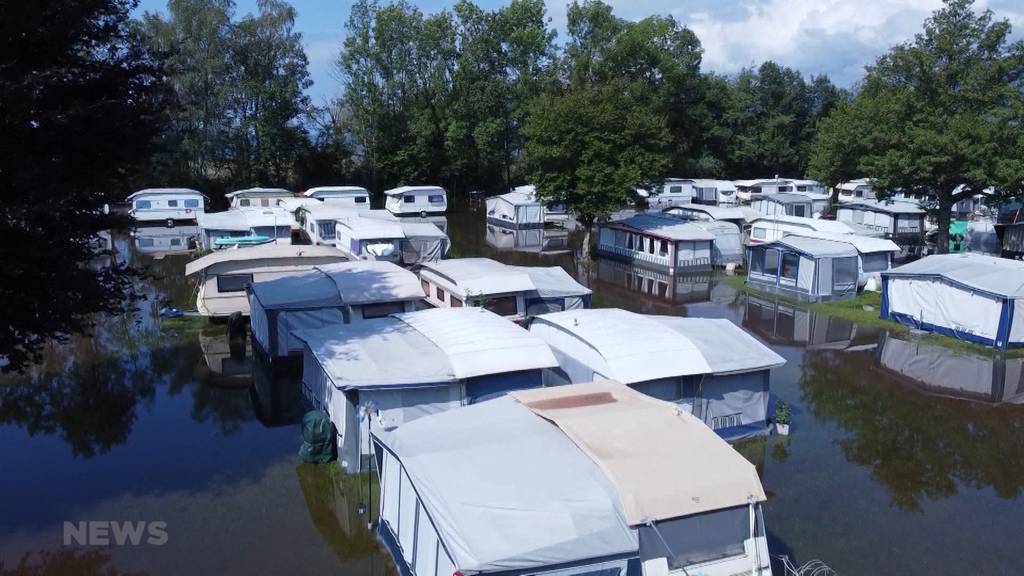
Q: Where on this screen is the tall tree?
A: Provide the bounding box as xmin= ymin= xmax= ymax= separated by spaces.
xmin=809 ymin=0 xmax=1024 ymax=252
xmin=0 ymin=0 xmax=168 ymax=371
xmin=227 ymin=0 xmax=312 ymax=185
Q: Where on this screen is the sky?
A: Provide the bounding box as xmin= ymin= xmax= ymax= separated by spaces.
xmin=135 ymin=0 xmax=1024 ymax=103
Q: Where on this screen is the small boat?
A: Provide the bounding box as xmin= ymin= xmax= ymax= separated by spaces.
xmin=214 ymin=234 xmax=273 ymax=248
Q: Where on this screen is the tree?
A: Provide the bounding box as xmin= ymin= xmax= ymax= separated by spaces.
xmin=810 ymin=0 xmax=1024 ymax=252
xmin=0 ymin=0 xmax=168 ymax=372
xmin=227 ymin=0 xmax=312 ymax=185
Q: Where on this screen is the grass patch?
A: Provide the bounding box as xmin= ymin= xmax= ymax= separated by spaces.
xmin=158 ymin=315 xmax=224 ymax=336
xmin=722 ymin=274 xmax=1024 ymax=357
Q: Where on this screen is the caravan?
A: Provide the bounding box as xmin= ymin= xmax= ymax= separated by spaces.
xmin=302 ymin=186 xmax=370 ymax=209
xmin=384 ymin=185 xmax=448 ymax=216
xmin=225 ymin=187 xmax=293 ymax=209
xmin=127 ymin=188 xmax=206 ymax=223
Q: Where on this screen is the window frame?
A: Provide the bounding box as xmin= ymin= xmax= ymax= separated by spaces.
xmin=481 ymin=295 xmax=519 ymax=317
xmin=184 ymin=198 xmax=200 ymax=208
xmin=135 ymin=199 xmax=152 ymax=210
xmin=361 ymin=301 xmax=407 ymax=319
xmin=216 ymin=273 xmax=253 ymax=293
xmin=403 ymin=195 xmax=417 ymax=204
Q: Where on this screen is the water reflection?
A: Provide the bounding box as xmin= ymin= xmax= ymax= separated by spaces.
xmin=0 ymin=549 xmax=146 ymax=576
xmin=251 ymin=355 xmax=306 ymax=428
xmin=131 ymin=224 xmax=199 ymax=256
xmin=801 ymin=344 xmax=1024 ymax=510
xmin=199 ymin=333 xmax=253 ymax=388
xmin=592 ymin=258 xmax=718 ymax=312
xmin=484 ymin=223 xmax=571 ymax=255
xmin=875 ymin=332 xmax=1024 ymax=404
xmin=296 ymin=464 xmax=393 ymax=573
xmin=742 ymin=294 xmax=880 ymax=350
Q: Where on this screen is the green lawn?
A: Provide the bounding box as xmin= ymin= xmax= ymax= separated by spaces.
xmin=720 ymin=274 xmax=1024 ymax=357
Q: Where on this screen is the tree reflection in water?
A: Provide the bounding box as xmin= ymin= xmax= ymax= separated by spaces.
xmin=0 ymin=548 xmax=144 ymax=576
xmin=800 ymin=346 xmax=1024 ymax=511
xmin=295 ymin=464 xmax=395 ymax=575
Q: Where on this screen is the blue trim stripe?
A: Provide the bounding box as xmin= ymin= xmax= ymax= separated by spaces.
xmin=887 ymin=312 xmax=1024 ymax=349
xmin=996 ymin=299 xmax=1014 ymax=350
xmin=880 ymin=276 xmax=890 ymax=319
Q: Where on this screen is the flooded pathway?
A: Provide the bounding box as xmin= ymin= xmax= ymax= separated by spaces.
xmin=2 ymin=206 xmax=1022 ymax=575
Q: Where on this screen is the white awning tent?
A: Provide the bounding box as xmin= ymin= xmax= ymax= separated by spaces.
xmin=747 ymin=236 xmax=860 ymax=302
xmin=785 ymin=229 xmax=900 ymax=286
xmin=688 ymin=220 xmax=744 ymax=266
xmin=509 ymin=265 xmax=592 ymax=314
xmin=293 ymin=307 xmax=559 ymax=471
xmin=398 ymin=221 xmax=450 ymax=264
xmin=529 ymin=309 xmax=783 ymax=440
xmin=248 ymin=261 xmax=425 ymax=357
xmin=419 ymin=258 xmax=536 ymax=297
xmin=373 ymin=381 xmax=769 ymax=576
xmin=529 ymin=308 xmax=712 ymax=384
xmin=881 ymin=253 xmax=1024 ymax=349
xmin=485 ymin=190 xmax=545 ymax=227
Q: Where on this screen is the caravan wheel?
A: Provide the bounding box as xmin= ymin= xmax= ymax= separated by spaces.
xmin=419 ymin=210 xmax=427 ymax=218
xmin=165 ymin=218 xmax=175 ymax=228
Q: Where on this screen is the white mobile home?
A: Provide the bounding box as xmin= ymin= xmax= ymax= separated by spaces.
xmin=786 ymin=230 xmax=900 ymax=287
xmin=384 ymin=185 xmax=448 ymax=216
xmin=836 ymin=178 xmax=876 ymax=203
xmin=836 ymin=200 xmax=926 ymax=250
xmin=881 ymin=253 xmax=1024 ymax=350
xmin=303 ymin=186 xmax=370 ymax=209
xmin=529 ymin=308 xmax=783 ymax=440
xmin=127 ymin=188 xmax=206 ymax=223
xmin=597 ymin=213 xmax=714 ymax=273
xmin=734 ymin=178 xmax=793 ymax=202
xmin=747 ymin=236 xmax=860 ymax=302
xmin=373 ymin=381 xmax=771 ymax=576
xmin=418 ymin=258 xmax=590 ymax=321
xmin=692 ymin=179 xmax=740 ymax=205
xmin=294 ymin=307 xmax=558 ymax=472
xmin=333 ymin=211 xmax=406 ymax=263
xmin=747 ymin=215 xmax=881 ymax=245
xmin=248 ymin=261 xmax=423 ymax=359
xmin=646 ymin=178 xmax=695 ymax=208
xmin=184 ymin=245 xmax=348 ymax=317
xmin=751 ymin=193 xmax=819 ymax=219
xmin=225 ymin=187 xmax=293 ymax=209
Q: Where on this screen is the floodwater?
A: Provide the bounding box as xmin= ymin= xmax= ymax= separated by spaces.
xmin=2 ymin=205 xmax=1023 ymax=575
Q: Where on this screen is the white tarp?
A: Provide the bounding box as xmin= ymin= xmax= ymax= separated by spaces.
xmin=419 ymin=258 xmax=536 ymax=296
xmin=377 ymin=394 xmax=638 ymax=573
xmin=529 ymin=309 xmax=711 ymax=383
xmin=886 ymin=276 xmax=1003 ymax=340
xmin=649 ymin=317 xmax=784 ymax=375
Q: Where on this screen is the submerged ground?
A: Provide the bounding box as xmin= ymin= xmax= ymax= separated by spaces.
xmin=2 ymin=206 xmax=1022 ymax=575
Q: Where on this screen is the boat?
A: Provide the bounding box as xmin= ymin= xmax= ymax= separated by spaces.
xmin=196 ymin=208 xmax=293 ymax=250
xmin=293 ymin=307 xmax=558 ymax=472
xmin=248 ymin=261 xmax=424 ymax=360
xmin=383 ymin=185 xmax=448 ymax=216
xmin=213 ymin=234 xmax=273 ymax=248
xmin=126 ymin=188 xmax=206 ymax=224
xmin=528 ymin=308 xmax=783 ymax=440
xmin=372 ymin=381 xmax=772 ymax=576
xmin=184 ymin=244 xmax=349 ymax=317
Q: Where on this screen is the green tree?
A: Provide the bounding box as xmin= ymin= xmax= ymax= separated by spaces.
xmin=227 ymin=0 xmax=312 ymax=185
xmin=810 ymin=0 xmax=1024 ymax=252
xmin=0 ymin=0 xmax=168 ymax=371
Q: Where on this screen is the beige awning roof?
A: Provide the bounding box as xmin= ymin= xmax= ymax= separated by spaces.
xmin=510 ymin=382 xmax=766 ymax=525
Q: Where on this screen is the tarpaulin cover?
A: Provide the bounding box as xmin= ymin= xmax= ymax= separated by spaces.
xmin=650 ymin=316 xmax=785 ymax=375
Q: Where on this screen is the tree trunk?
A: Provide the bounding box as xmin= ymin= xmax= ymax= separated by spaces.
xmin=574 ymin=215 xmax=596 ymax=287
xmin=935 ymin=193 xmax=953 ymax=255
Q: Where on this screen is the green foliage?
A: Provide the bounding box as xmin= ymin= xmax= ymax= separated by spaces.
xmin=774 ymin=400 xmax=792 ymax=425
xmin=809 ymin=0 xmax=1024 ymax=251
xmin=140 ymin=0 xmax=312 ymax=196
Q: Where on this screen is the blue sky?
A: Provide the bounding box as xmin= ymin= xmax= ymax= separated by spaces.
xmin=136 ymin=0 xmax=1024 ymax=103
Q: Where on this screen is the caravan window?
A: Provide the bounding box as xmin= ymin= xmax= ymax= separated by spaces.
xmin=659 ymin=239 xmax=669 ymax=256
xmin=764 ymin=249 xmax=780 ymax=276
xmin=135 ymin=200 xmax=152 ymax=209
xmin=355 ymin=196 xmax=367 ymax=204
xmin=421 ymin=279 xmax=430 ymax=295
xmin=428 ymin=194 xmax=444 ymax=204
xmin=451 ymin=296 xmax=463 ymax=308
xmin=435 ymin=286 xmax=446 ymax=302
xmin=833 ymin=257 xmax=858 ymax=286
xmin=791 ymin=205 xmax=806 ymax=217
xmin=317 ymin=221 xmax=337 ymax=240
xmin=404 ymin=195 xmax=416 ymax=204
xmin=752 ymin=227 xmax=766 ymax=240
xmin=217 ymin=274 xmax=253 ymax=293
xmin=167 ymin=199 xmax=178 ymax=207
xmin=137 ymin=237 xmax=154 ymax=247
xmin=750 ymin=250 xmax=764 ymax=274
xmin=639 ymin=506 xmax=751 ymax=569
xmin=483 ymin=296 xmax=518 ymax=317
xmin=669 ymin=185 xmax=682 ymax=194
xmin=861 ymin=253 xmax=889 ymax=272
xmin=184 ymin=198 xmax=200 ymax=208
xmin=362 ymin=302 xmax=406 ymax=319
xmin=239 ymin=198 xmax=251 ymax=207
xmin=260 ymin=198 xmax=270 ymax=207
xmin=781 ymin=253 xmax=799 ymax=281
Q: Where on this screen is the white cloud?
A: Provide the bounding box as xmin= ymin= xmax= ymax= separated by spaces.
xmin=543 ymin=0 xmax=1024 ymax=86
